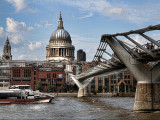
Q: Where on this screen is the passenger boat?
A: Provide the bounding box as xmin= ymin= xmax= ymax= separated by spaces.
xmin=0 ymin=85 xmax=54 ymax=104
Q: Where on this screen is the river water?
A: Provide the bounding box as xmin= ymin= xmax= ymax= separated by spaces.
xmin=0 ymin=97 xmax=160 ymax=120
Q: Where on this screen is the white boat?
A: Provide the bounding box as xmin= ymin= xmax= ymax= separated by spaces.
xmin=0 ymin=85 xmax=54 ymax=104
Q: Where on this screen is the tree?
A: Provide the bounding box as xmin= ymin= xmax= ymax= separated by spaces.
xmin=35 ymin=82 xmax=43 ymax=92
xmin=47 ymin=85 xmax=56 ymax=92
xmin=102 ymin=86 xmax=107 ymax=90
xmin=102 ymin=86 xmax=107 ymax=92
xmin=60 ymin=84 xmax=67 ymax=92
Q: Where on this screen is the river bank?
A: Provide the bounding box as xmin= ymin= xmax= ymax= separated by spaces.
xmin=47 ymin=92 xmax=135 ymax=97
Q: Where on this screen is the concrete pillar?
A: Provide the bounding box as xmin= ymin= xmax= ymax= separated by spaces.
xmin=77 ymin=88 xmax=88 ymax=97
xmin=105 ymin=36 xmax=160 ymax=111
xmin=134 ymin=83 xmax=160 ymax=111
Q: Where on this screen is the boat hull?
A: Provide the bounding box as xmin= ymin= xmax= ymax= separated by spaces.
xmin=0 ymin=98 xmax=53 ymax=104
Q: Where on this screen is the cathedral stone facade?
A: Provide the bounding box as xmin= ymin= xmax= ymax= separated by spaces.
xmin=46 ymin=12 xmax=75 ymax=62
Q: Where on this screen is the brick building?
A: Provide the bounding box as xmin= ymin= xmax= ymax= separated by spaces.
xmin=88 ymin=71 xmax=137 ymax=93
xmin=10 ymin=66 xmax=35 ymax=90
xmin=75 ymin=62 xmax=137 ymax=94
xmin=10 ymin=64 xmax=66 ymax=92
xmin=36 ymin=67 xmax=65 ymax=92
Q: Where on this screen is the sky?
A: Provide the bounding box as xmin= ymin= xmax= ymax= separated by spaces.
xmin=0 ymin=0 xmax=160 ymax=61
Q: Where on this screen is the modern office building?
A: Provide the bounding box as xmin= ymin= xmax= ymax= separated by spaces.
xmin=77 ymin=49 xmax=86 ymax=62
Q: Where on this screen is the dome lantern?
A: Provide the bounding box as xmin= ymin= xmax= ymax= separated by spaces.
xmin=58 ymin=11 xmax=64 ymax=29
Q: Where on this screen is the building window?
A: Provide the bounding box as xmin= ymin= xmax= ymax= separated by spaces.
xmin=91 ymin=79 xmax=95 ymax=86
xmin=42 ymin=84 xmax=48 ymax=86
xmin=47 ymin=73 xmax=51 ymax=78
xmin=118 ymin=73 xmax=122 ymax=79
xmin=41 ymin=79 xmax=46 ymax=82
xmin=98 ymin=76 xmax=102 ymax=81
xmin=53 ymin=73 xmax=57 ymax=78
xmin=13 ymin=69 xmax=20 ymax=77
xmin=24 ymin=69 xmax=31 ymax=77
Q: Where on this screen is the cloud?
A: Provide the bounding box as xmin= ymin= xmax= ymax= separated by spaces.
xmin=45 ymin=21 xmax=53 ymax=28
xmin=60 ymin=0 xmax=125 ymax=18
xmin=27 ymin=26 xmax=34 ymax=31
xmin=26 ymin=8 xmax=38 ymax=13
xmin=17 ymin=54 xmax=40 ymax=60
xmin=18 ymin=54 xmax=27 ymax=60
xmin=0 ymin=27 xmax=4 ymax=38
xmin=34 ymin=23 xmax=42 ymax=28
xmin=71 ymin=34 xmax=99 ymax=61
xmin=57 ymin=0 xmax=160 ymax=23
xmin=6 ymin=0 xmax=38 ymax=13
xmin=9 ymin=33 xmax=24 ymax=45
xmin=121 ymin=35 xmax=148 ymax=48
xmin=131 ymin=35 xmax=147 ymax=45
xmin=151 ymin=33 xmax=160 ymax=40
xmin=6 ymin=18 xmax=35 ymax=45
xmin=6 ymin=18 xmax=26 ymax=33
xmin=28 ymin=42 xmax=42 ymax=51
xmin=77 ymin=12 xmax=93 ymax=19
xmin=7 ymin=0 xmax=27 ymax=12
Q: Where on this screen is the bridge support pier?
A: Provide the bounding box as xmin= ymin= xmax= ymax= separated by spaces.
xmin=134 ymin=83 xmax=160 ymax=111
xmin=70 ymin=75 xmax=94 ymax=98
xmin=78 ymin=88 xmax=88 ymax=97
xmin=105 ymin=36 xmax=160 ymax=111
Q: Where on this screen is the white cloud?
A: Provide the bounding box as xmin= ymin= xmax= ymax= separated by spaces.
xmin=17 ymin=54 xmax=40 ymax=60
xmin=0 ymin=27 xmax=4 ymax=38
xmin=26 ymin=8 xmax=38 ymax=13
xmin=58 ymin=0 xmax=160 ymax=23
xmin=34 ymin=23 xmax=42 ymax=28
xmin=7 ymin=0 xmax=26 ymax=12
xmin=6 ymin=17 xmax=34 ymax=32
xmin=45 ymin=21 xmax=53 ymax=28
xmin=9 ymin=33 xmax=24 ymax=45
xmin=60 ymin=0 xmax=125 ymax=18
xmin=18 ymin=54 xmax=27 ymax=60
xmin=6 ymin=18 xmax=35 ymax=45
xmin=6 ymin=18 xmax=26 ymax=33
xmin=28 ymin=42 xmax=42 ymax=51
xmin=27 ymin=26 xmax=34 ymax=31
xmin=132 ymin=35 xmax=147 ymax=44
xmin=122 ymin=35 xmax=148 ymax=47
xmin=77 ymin=12 xmax=93 ymax=19
xmin=71 ymin=34 xmax=99 ymax=61
xmin=151 ymin=33 xmax=160 ymax=40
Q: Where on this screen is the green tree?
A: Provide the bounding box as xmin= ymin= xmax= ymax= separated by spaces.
xmin=102 ymin=86 xmax=107 ymax=91
xmin=47 ymin=85 xmax=56 ymax=92
xmin=35 ymin=82 xmax=43 ymax=92
xmin=60 ymin=84 xmax=67 ymax=92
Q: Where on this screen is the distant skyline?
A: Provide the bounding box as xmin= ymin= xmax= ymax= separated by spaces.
xmin=1 ymin=0 xmax=160 ymax=61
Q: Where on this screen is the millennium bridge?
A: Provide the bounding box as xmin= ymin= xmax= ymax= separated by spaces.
xmin=70 ymin=24 xmax=160 ymax=111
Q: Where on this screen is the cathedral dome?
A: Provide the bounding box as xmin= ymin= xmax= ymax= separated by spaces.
xmin=46 ymin=12 xmax=75 ymax=62
xmin=50 ymin=29 xmax=71 ymax=42
xmin=49 ymin=12 xmax=71 ymax=42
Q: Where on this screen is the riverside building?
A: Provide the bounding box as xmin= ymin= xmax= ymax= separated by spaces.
xmin=0 ymin=12 xmax=73 ymax=92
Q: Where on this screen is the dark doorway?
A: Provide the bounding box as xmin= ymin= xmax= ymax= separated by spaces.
xmin=119 ymin=83 xmax=125 ymax=92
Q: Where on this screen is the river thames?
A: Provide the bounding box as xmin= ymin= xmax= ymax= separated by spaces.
xmin=0 ymin=97 xmax=160 ymax=120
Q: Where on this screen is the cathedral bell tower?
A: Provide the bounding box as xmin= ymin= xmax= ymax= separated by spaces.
xmin=2 ymin=36 xmax=12 ymax=61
